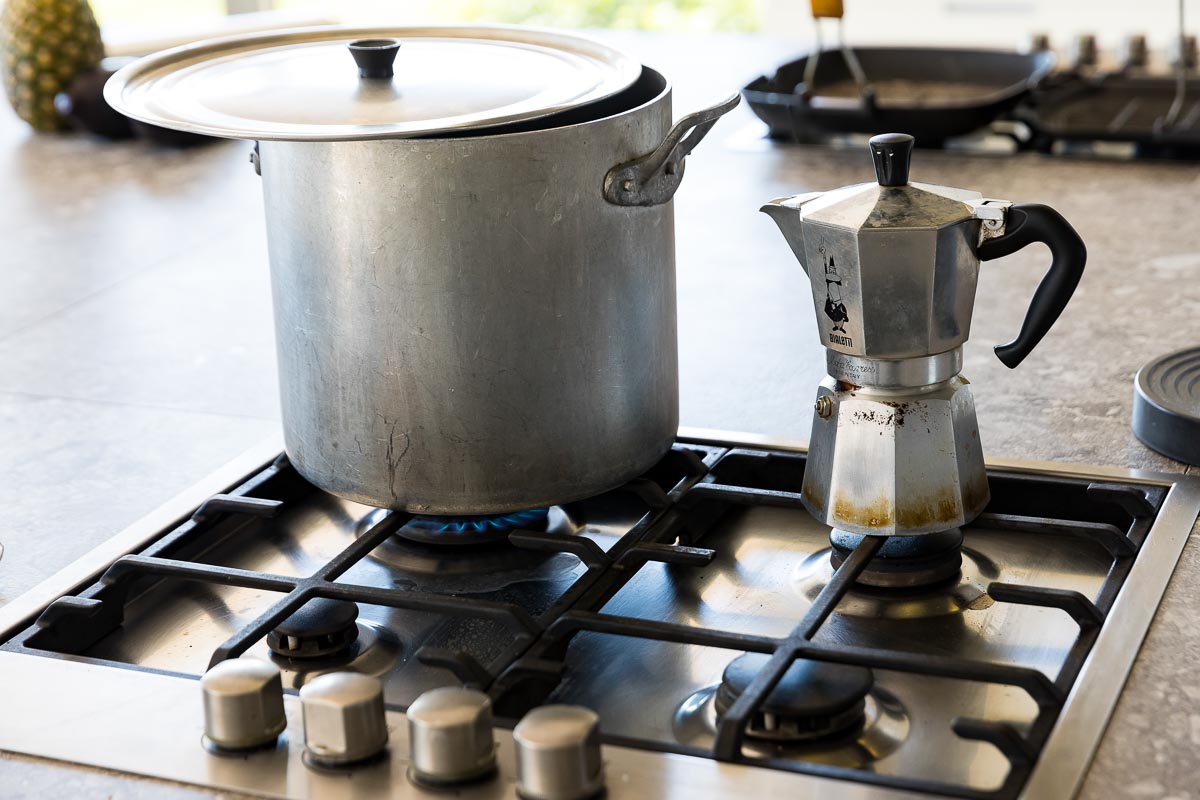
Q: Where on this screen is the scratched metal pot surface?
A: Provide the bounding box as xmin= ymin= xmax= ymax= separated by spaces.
xmin=258 ymin=69 xmax=736 ymax=512
xmin=105 ymin=26 xmax=739 ymax=513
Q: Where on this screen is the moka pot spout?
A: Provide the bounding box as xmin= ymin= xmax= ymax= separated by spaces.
xmin=759 ymin=192 xmax=823 ymax=275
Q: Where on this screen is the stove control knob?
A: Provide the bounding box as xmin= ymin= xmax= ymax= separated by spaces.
xmin=513 ymin=705 xmax=604 ymax=800
xmin=200 ymin=659 xmax=286 ymax=752
xmin=407 ymin=687 xmax=497 ymax=786
xmin=300 ymin=672 xmax=388 ymax=767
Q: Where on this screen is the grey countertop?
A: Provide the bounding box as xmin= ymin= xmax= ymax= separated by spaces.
xmin=1 ymin=30 xmax=1198 ymax=799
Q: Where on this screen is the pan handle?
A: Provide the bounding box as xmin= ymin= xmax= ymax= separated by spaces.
xmin=603 ymin=94 xmax=740 ymax=207
xmin=801 ymin=88 xmax=877 ymax=114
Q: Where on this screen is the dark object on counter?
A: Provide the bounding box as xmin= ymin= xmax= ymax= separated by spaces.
xmin=1070 ymin=34 xmax=1100 ymax=70
xmin=743 ymin=47 xmax=1054 ymax=144
xmin=128 ymin=119 xmax=215 ymax=148
xmin=57 ymin=60 xmax=214 ymax=147
xmin=1133 ymin=347 xmax=1200 ymax=465
xmin=1121 ymin=34 xmax=1150 ymax=71
xmin=55 ymin=68 xmax=135 ymax=140
xmin=1018 ymin=74 xmax=1200 ymax=155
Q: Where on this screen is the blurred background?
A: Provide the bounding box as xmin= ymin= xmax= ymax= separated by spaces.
xmin=91 ymin=0 xmax=1190 ymax=55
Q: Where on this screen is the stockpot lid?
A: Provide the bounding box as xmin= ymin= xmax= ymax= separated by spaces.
xmin=103 ymin=24 xmax=642 ymax=141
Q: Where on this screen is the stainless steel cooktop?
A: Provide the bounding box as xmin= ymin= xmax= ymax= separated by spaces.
xmin=0 ymin=429 xmax=1197 ymax=800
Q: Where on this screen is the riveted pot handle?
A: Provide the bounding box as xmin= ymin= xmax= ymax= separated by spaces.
xmin=604 ymin=94 xmax=740 ymax=207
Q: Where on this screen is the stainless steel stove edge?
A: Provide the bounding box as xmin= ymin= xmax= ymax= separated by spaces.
xmin=0 ymin=649 xmax=930 ymax=800
xmin=0 ymin=435 xmax=287 ymax=646
xmin=0 ymin=427 xmax=1196 ymax=800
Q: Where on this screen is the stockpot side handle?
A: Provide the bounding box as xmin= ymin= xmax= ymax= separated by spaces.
xmin=977 ymin=203 xmax=1087 ymax=369
xmin=603 ymin=94 xmax=741 ymax=207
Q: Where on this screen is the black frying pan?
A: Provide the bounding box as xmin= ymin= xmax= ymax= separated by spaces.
xmin=744 ymin=47 xmax=1055 ymax=145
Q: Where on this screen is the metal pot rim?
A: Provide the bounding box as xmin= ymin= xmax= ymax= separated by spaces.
xmin=103 ymin=23 xmax=648 ymax=142
xmin=412 ymin=66 xmax=671 ymax=144
xmin=251 ymin=67 xmax=672 ymax=148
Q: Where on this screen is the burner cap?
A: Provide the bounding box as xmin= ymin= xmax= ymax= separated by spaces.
xmin=267 ymin=598 xmax=360 ymax=661
xmin=714 ymin=653 xmax=872 ymax=743
xmin=830 ymin=528 xmax=963 ymax=589
xmin=395 ymin=508 xmax=550 ymax=546
xmin=1133 ymin=346 xmax=1200 ymax=466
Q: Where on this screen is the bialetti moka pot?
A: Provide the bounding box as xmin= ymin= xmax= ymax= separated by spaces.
xmin=763 ymin=133 xmax=1086 ymax=536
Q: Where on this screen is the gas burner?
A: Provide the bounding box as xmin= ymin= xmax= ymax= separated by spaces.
xmin=714 ymin=653 xmax=873 ymax=743
xmin=267 ymin=598 xmax=360 ymax=660
xmin=673 ymin=653 xmax=908 ymax=765
xmin=395 ymin=508 xmax=551 ymax=546
xmin=792 ymin=537 xmax=1001 ymax=621
xmin=362 ymin=507 xmax=582 ymax=594
xmin=262 ymin=598 xmax=401 ymax=687
xmin=829 ymin=529 xmax=964 ymax=589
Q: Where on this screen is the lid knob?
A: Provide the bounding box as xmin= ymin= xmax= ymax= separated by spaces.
xmin=348 ymin=39 xmax=401 ymax=80
xmin=869 ymin=133 xmax=914 ymax=187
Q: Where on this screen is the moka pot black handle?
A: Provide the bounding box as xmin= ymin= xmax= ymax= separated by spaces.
xmin=977 ymin=203 xmax=1087 ymax=369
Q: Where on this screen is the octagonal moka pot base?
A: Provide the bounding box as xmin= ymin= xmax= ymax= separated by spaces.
xmin=801 ymin=374 xmax=990 ymax=537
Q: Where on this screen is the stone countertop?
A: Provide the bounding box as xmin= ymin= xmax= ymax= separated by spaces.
xmin=1 ymin=29 xmax=1198 ymax=800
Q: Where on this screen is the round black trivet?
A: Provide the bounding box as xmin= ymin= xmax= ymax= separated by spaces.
xmin=1133 ymin=346 xmax=1200 ymax=465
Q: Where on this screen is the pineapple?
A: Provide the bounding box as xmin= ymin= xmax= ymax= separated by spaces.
xmin=0 ymin=0 xmax=104 ymax=132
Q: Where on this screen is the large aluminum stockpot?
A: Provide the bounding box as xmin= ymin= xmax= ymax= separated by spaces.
xmin=106 ymin=26 xmax=738 ymax=513
xmin=257 ymin=71 xmax=736 ymax=513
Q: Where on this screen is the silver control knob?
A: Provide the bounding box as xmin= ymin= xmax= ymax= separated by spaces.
xmin=407 ymin=686 xmax=496 ymax=786
xmin=513 ymin=705 xmax=603 ymax=800
xmin=300 ymin=672 xmax=388 ymax=767
xmin=200 ymin=659 xmax=286 ymax=752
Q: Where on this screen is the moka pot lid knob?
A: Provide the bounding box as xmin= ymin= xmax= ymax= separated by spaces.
xmin=868 ymin=132 xmax=914 ymax=186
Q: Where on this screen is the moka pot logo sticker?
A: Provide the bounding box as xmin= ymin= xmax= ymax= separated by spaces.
xmin=820 ymin=246 xmax=853 ymax=347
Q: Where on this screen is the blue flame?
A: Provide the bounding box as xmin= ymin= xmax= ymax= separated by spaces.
xmin=405 ymin=508 xmax=550 ymax=536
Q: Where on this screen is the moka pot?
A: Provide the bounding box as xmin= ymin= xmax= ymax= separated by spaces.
xmin=763 ymin=133 xmax=1087 ymax=536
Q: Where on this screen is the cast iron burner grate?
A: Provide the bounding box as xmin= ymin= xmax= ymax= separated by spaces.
xmin=2 ymin=441 xmax=1164 ymax=800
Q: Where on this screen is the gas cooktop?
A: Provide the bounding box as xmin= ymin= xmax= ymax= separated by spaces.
xmin=0 ymin=429 xmax=1197 ymax=800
